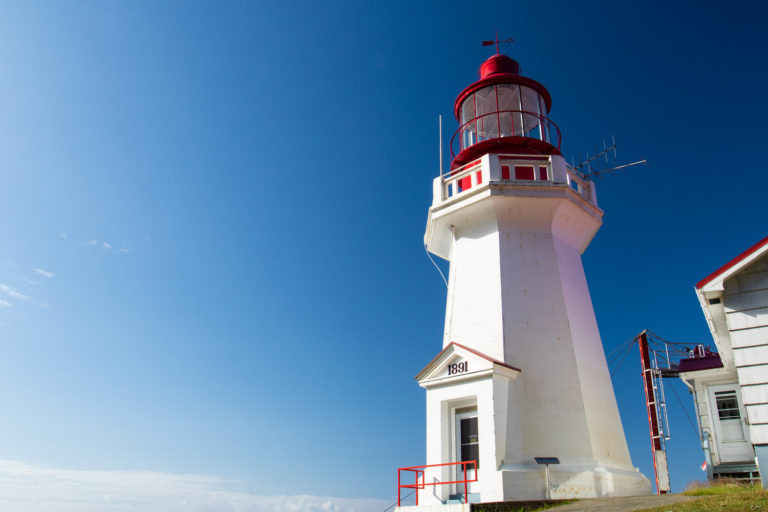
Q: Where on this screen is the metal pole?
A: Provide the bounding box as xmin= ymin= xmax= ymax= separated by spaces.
xmin=439 ymin=115 xmax=444 ymax=177
xmin=464 ymin=463 xmax=468 ymax=503
xmin=545 ymin=464 xmax=550 ymax=500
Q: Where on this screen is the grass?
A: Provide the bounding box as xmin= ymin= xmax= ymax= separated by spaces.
xmin=638 ymin=481 xmax=768 ymax=512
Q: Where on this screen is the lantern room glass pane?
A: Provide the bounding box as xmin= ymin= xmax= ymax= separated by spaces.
xmin=497 ymin=84 xmax=522 ymax=137
xmin=521 ymin=86 xmax=542 ymax=139
xmin=539 ymin=96 xmax=550 ymax=142
xmin=461 ymin=94 xmax=475 ymax=126
xmin=473 ymin=86 xmax=498 ymax=140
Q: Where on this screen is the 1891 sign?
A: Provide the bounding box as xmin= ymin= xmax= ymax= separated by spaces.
xmin=448 ymin=361 xmax=468 ymax=375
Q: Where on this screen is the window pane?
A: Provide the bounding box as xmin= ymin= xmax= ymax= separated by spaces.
xmin=474 ymin=86 xmax=497 ymax=116
xmin=497 ymin=84 xmax=521 ymax=137
xmin=461 ymin=417 xmax=478 ymax=444
xmin=461 ymin=94 xmax=475 ymax=126
xmin=521 ymin=86 xmax=542 ymax=139
xmin=716 ymin=391 xmax=741 ymax=419
xmin=461 ymin=444 xmax=479 ymax=469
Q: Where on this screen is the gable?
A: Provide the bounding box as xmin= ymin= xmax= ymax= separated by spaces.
xmin=415 ymin=342 xmax=521 ymax=388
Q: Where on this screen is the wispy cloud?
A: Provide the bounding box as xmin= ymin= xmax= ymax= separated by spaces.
xmin=0 ymin=299 xmax=12 ymax=308
xmin=85 ymin=240 xmax=130 ymax=253
xmin=0 ymin=284 xmax=29 ymax=301
xmin=60 ymin=233 xmax=68 ymax=240
xmin=0 ymin=460 xmax=390 ymax=512
xmin=34 ymin=268 xmax=54 ymax=279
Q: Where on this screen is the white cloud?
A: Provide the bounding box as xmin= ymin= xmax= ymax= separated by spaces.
xmin=60 ymin=233 xmax=68 ymax=239
xmin=0 ymin=460 xmax=391 ymax=512
xmin=86 ymin=240 xmax=98 ymax=246
xmin=119 ymin=248 xmax=130 ymax=253
xmin=0 ymin=284 xmax=29 ymax=301
xmin=0 ymin=299 xmax=12 ymax=308
xmin=34 ymin=268 xmax=54 ymax=279
xmin=103 ymin=242 xmax=113 ymax=249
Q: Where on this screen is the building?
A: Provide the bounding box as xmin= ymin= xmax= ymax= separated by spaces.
xmin=399 ymin=51 xmax=650 ymax=506
xmin=679 ymin=236 xmax=768 ymax=486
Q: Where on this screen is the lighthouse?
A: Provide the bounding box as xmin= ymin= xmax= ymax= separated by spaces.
xmin=410 ymin=52 xmax=651 ymax=503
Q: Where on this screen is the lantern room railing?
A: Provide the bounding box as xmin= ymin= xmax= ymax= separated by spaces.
xmin=450 ymin=109 xmax=561 ymax=158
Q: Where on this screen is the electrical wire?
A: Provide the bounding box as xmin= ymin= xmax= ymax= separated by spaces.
xmin=668 ymin=379 xmax=701 ymax=440
xmin=424 ymin=244 xmax=448 ymax=287
xmin=610 ymin=339 xmax=636 ymax=378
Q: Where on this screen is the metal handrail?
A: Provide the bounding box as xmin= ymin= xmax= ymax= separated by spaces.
xmin=450 ymin=109 xmax=561 ymax=158
xmin=397 ymin=461 xmax=478 ymax=506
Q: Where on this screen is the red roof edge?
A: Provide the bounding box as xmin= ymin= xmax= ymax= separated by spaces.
xmin=696 ymin=235 xmax=768 ymax=290
xmin=415 ymin=341 xmax=521 ymax=380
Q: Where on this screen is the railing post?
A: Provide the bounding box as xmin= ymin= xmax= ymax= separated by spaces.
xmin=485 ymin=154 xmax=501 ymax=182
xmin=397 ymin=469 xmax=401 ymax=507
xmin=433 ymin=176 xmax=444 ymax=205
xmin=464 ymin=463 xmax=468 ymax=503
xmin=551 ymin=155 xmax=567 ymax=184
xmin=415 ymin=471 xmax=419 ymax=506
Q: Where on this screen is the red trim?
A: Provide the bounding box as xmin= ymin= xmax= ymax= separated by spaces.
xmin=451 ymin=137 xmax=560 ymax=170
xmin=416 ymin=341 xmax=521 ymax=379
xmin=454 ymin=74 xmax=552 ymax=119
xmin=499 ymin=155 xmax=549 ymax=161
xmin=695 ymin=235 xmax=768 ymax=289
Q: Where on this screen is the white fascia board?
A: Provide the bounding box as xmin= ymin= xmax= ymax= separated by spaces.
xmin=416 ymin=343 xmax=520 ymax=389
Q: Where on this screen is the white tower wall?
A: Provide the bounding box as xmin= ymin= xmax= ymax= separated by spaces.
xmin=417 ymin=154 xmax=650 ymax=501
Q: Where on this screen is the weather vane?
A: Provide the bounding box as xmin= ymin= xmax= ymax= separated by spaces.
xmin=482 ymin=30 xmax=514 ymax=54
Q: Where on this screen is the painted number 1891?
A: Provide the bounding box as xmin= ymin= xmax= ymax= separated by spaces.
xmin=448 ymin=361 xmax=468 ymax=375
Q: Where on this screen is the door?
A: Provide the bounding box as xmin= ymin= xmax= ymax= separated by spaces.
xmin=455 ymin=410 xmax=479 ymax=496
xmin=708 ymin=384 xmax=753 ymax=462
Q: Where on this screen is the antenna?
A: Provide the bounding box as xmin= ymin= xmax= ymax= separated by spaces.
xmin=572 ymin=136 xmax=647 ymax=180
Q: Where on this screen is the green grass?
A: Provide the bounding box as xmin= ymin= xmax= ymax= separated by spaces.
xmin=638 ymin=482 xmax=768 ymax=512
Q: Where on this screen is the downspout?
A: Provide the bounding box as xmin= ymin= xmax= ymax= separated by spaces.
xmin=681 ymin=374 xmax=714 ymax=481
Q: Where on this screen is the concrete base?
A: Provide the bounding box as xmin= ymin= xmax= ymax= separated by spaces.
xmin=498 ymin=464 xmax=651 ymax=501
xmin=396 ymin=504 xmax=468 ymax=512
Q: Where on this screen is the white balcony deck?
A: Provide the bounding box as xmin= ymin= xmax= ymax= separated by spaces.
xmin=433 ymin=153 xmax=597 ymax=208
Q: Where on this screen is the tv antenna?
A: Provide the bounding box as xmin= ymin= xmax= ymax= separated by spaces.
xmin=571 ymin=136 xmax=647 ymax=180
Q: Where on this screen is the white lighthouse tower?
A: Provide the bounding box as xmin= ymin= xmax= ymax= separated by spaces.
xmin=411 ymin=52 xmax=651 ymax=503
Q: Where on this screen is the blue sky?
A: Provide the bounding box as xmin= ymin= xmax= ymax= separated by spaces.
xmin=0 ymin=1 xmax=766 ymax=508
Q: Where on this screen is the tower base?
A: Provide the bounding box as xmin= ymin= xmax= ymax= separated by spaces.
xmin=498 ymin=464 xmax=651 ymax=501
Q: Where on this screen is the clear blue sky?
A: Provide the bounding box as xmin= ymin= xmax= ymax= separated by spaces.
xmin=0 ymin=1 xmax=766 ymax=508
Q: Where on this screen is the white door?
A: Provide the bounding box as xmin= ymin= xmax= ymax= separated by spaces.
xmin=455 ymin=410 xmax=479 ymax=496
xmin=708 ymin=385 xmax=753 ymax=462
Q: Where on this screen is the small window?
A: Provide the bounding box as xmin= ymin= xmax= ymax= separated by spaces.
xmin=460 ymin=417 xmax=479 ymax=469
xmin=709 ymin=298 xmax=722 ymax=305
xmin=715 ymin=391 xmax=740 ymax=419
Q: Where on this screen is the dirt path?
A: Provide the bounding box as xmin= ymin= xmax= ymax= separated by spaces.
xmin=547 ymin=494 xmax=696 ymax=511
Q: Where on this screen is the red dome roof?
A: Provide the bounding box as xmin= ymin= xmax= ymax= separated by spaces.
xmin=479 ymin=54 xmax=520 ymax=78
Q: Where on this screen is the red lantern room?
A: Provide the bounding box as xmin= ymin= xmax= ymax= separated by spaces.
xmin=451 ymin=53 xmax=560 ymax=170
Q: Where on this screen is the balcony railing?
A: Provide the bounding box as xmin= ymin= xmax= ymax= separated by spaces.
xmin=451 ymin=109 xmax=562 ymax=158
xmin=432 ymin=154 xmax=596 ymax=206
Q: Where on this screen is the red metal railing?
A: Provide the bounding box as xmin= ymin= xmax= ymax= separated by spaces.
xmin=397 ymin=461 xmax=477 ymax=507
xmin=450 ymin=109 xmax=561 ymax=158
